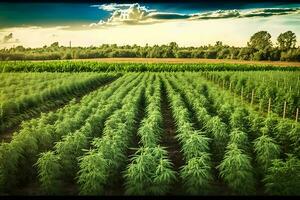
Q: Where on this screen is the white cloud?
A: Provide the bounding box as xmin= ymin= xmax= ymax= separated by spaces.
xmin=98 ymin=3 xmax=141 ymax=11
xmin=90 ymin=3 xmax=300 ymax=27
xmin=90 ymin=3 xmax=157 ymax=27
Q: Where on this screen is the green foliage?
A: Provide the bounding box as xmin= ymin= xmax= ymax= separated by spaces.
xmin=261 ymin=115 xmax=279 ymax=138
xmin=0 ymin=73 xmax=120 ymax=133
xmin=253 ymin=135 xmax=281 ymax=172
xmin=181 ymin=132 xmax=210 ymax=160
xmin=1 ymin=31 xmax=299 ymax=61
xmin=1 ymin=61 xmax=300 ymax=73
xmin=0 ymin=74 xmax=137 ymax=193
xmin=218 ymin=143 xmax=255 ymax=195
xmin=204 ymin=71 xmax=299 ymax=119
xmin=229 ymin=129 xmax=250 ymax=153
xmin=54 ymin=132 xmax=89 ymax=178
xmin=248 ymin=31 xmax=273 ymax=51
xmin=36 ymin=151 xmax=62 ymax=195
xmin=263 ymin=154 xmax=300 ymax=195
xmin=287 ymin=124 xmax=300 ymax=157
xmin=277 ymin=31 xmax=297 ymax=51
xmin=1 ymin=72 xmax=300 ymax=196
xmin=230 ymin=107 xmax=251 ymax=133
xmin=124 ymin=147 xmax=176 ymax=195
xmin=180 ymin=153 xmax=213 ymax=195
xmin=77 ymin=151 xmax=108 ymax=195
xmin=77 ymin=78 xmax=145 ymax=195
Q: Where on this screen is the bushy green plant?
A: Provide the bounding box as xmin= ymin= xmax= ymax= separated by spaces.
xmin=230 ymin=107 xmax=251 ymax=133
xmin=77 ymin=151 xmax=108 ymax=195
xmin=181 ymin=132 xmax=210 ymax=160
xmin=180 ymin=153 xmax=213 ymax=195
xmin=263 ymin=154 xmax=300 ymax=195
xmin=218 ymin=143 xmax=255 ymax=195
xmin=253 ymin=135 xmax=280 ymax=172
xmin=229 ymin=129 xmax=250 ymax=153
xmin=124 ymin=147 xmax=175 ymax=195
xmin=36 ymin=151 xmax=62 ymax=195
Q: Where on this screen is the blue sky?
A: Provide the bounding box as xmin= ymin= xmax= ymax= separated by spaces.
xmin=0 ymin=2 xmax=299 ymax=48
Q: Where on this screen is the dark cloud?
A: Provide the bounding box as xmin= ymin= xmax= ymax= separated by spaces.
xmin=3 ymin=33 xmax=13 ymax=43
xmin=1 ymin=33 xmax=20 ymax=44
xmin=150 ymin=13 xmax=191 ymax=20
xmin=242 ymin=8 xmax=299 ymax=18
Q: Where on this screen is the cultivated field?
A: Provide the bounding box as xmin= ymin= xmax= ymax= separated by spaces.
xmin=0 ymin=63 xmax=299 ymax=195
xmin=32 ymin=58 xmax=300 ymax=67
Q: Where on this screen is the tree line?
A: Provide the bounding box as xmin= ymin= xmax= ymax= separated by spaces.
xmin=0 ymin=30 xmax=299 ymax=61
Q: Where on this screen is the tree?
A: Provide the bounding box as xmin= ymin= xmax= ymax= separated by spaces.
xmin=277 ymin=31 xmax=297 ymax=51
xmin=215 ymin=41 xmax=223 ymax=47
xmin=50 ymin=42 xmax=59 ymax=48
xmin=247 ymin=31 xmax=272 ymax=51
xmin=15 ymin=46 xmax=25 ymax=52
xmin=169 ymin=42 xmax=178 ymax=50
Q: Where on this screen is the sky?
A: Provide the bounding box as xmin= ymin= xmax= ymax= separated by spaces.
xmin=0 ymin=2 xmax=299 ymax=48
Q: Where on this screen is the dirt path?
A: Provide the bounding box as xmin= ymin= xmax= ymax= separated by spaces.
xmin=160 ymin=82 xmax=185 ymax=195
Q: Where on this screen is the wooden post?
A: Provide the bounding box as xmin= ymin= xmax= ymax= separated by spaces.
xmin=283 ymin=101 xmax=287 ymax=119
xmin=251 ymin=89 xmax=254 ymax=105
xmin=268 ymin=98 xmax=271 ymax=115
xmin=296 ymin=108 xmax=299 ymax=123
xmin=229 ymin=82 xmax=232 ymax=92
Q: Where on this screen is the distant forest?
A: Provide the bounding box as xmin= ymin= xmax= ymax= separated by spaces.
xmin=1 ymin=30 xmax=299 ymax=61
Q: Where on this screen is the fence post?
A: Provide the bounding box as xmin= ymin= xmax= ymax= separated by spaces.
xmin=268 ymin=98 xmax=271 ymax=115
xmin=283 ymin=101 xmax=286 ymax=119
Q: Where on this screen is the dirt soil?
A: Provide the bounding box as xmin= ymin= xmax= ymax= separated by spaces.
xmin=160 ymin=83 xmax=185 ymax=195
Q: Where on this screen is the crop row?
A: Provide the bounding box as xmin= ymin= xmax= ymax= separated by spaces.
xmin=0 ymin=73 xmax=121 ymax=134
xmin=0 ymin=73 xmax=138 ymax=192
xmin=1 ymin=61 xmax=300 ymax=73
xmin=201 ymin=71 xmax=300 ymax=119
xmin=0 ymin=72 xmax=299 ymax=195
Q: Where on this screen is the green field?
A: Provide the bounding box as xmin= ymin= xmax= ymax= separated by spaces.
xmin=0 ymin=62 xmax=299 ymax=195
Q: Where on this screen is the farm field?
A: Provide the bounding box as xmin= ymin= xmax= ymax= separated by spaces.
xmin=31 ymin=58 xmax=300 ymax=67
xmin=0 ymin=72 xmax=120 ymax=138
xmin=0 ymin=65 xmax=300 ymax=196
xmin=1 ymin=61 xmax=300 ymax=73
